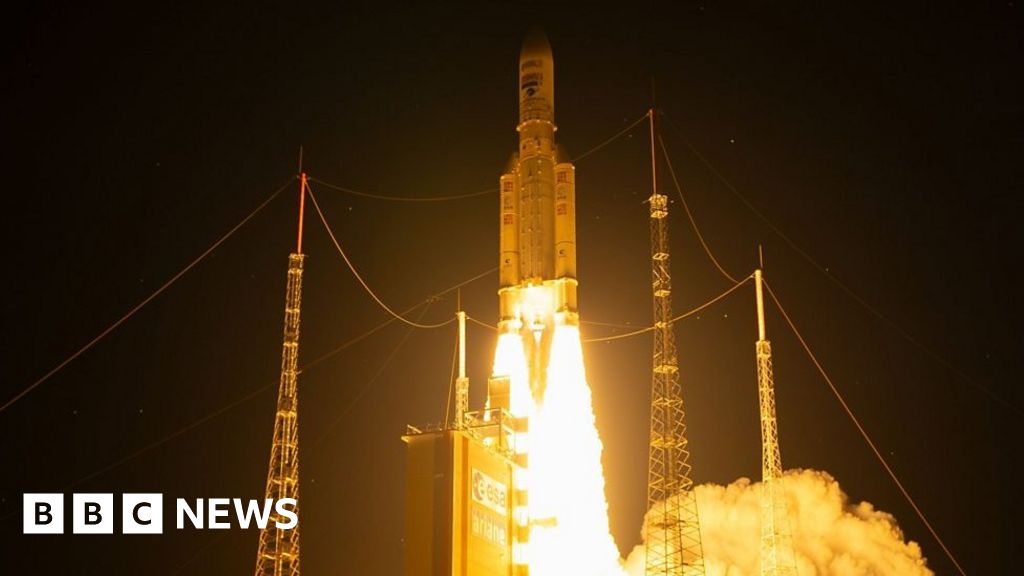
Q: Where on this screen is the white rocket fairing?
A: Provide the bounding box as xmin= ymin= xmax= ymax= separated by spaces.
xmin=497 ymin=30 xmax=578 ymax=401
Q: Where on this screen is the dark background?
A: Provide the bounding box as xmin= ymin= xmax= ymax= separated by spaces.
xmin=2 ymin=1 xmax=1020 ymax=574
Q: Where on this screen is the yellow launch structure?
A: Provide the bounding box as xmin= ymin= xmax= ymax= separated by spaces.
xmin=754 ymin=268 xmax=797 ymax=576
xmin=403 ymin=414 xmax=523 ymax=576
xmin=644 ymin=110 xmax=706 ymax=576
xmin=403 ymin=306 xmax=527 ymax=576
xmin=254 ymin=173 xmax=307 ymax=576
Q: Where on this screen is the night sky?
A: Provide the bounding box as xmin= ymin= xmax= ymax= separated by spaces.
xmin=3 ymin=1 xmax=1020 ymax=574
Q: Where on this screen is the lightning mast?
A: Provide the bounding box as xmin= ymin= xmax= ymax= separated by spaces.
xmin=455 ymin=308 xmax=469 ymax=429
xmin=254 ymin=170 xmax=307 ymax=576
xmin=754 ymin=265 xmax=797 ymax=576
xmin=644 ymin=109 xmax=706 ymax=576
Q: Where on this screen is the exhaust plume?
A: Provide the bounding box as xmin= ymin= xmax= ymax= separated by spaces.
xmin=624 ymin=469 xmax=932 ymax=576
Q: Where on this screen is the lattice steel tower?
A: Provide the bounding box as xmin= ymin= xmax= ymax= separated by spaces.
xmin=754 ymin=268 xmax=797 ymax=576
xmin=644 ymin=110 xmax=706 ymax=576
xmin=254 ymin=173 xmax=307 ymax=576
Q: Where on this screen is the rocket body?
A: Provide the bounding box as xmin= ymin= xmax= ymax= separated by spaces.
xmin=497 ymin=31 xmax=578 ymax=401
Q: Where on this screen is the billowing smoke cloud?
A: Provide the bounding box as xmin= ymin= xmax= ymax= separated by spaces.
xmin=622 ymin=469 xmax=932 ymax=576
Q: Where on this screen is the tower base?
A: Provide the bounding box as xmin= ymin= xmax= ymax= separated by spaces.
xmin=403 ymin=414 xmax=526 ymax=576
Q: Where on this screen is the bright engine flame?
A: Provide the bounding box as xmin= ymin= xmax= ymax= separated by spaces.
xmin=530 ymin=325 xmax=624 ymax=576
xmin=493 ymin=318 xmax=624 ymax=576
xmin=491 ymin=332 xmax=533 ymax=419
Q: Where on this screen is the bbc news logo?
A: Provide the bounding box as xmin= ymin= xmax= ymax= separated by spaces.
xmin=23 ymin=494 xmax=297 ymax=534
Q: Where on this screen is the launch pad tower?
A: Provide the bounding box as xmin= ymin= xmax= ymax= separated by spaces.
xmin=644 ymin=111 xmax=706 ymax=576
xmin=754 ymin=269 xmax=797 ymax=576
xmin=403 ymin=319 xmax=528 ymax=576
xmin=254 ymin=174 xmax=307 ymax=576
xmin=403 ymin=407 xmax=526 ymax=576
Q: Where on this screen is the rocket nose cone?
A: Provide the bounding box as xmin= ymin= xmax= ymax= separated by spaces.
xmin=520 ymin=27 xmax=552 ymax=59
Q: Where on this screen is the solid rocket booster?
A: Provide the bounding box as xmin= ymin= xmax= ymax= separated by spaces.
xmin=499 ymin=30 xmax=578 ymax=331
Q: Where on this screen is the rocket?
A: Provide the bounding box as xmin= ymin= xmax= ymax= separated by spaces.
xmin=497 ymin=30 xmax=578 ymax=399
